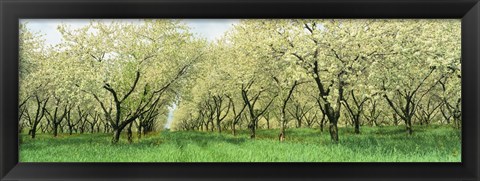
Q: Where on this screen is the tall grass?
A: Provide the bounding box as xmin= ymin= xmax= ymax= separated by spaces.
xmin=19 ymin=125 xmax=461 ymax=162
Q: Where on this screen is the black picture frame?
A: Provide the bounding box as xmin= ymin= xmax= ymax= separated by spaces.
xmin=1 ymin=0 xmax=479 ymax=180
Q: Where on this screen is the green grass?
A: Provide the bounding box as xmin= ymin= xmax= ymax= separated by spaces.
xmin=19 ymin=125 xmax=461 ymax=162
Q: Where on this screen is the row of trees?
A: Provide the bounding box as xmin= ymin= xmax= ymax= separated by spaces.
xmin=20 ymin=20 xmax=207 ymax=143
xmin=171 ymin=19 xmax=461 ymax=142
xmin=20 ymin=19 xmax=461 ymax=144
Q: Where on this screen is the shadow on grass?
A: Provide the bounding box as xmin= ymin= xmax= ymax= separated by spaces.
xmin=162 ymin=131 xmax=248 ymax=148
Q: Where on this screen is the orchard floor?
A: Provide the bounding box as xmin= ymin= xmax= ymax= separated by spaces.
xmin=19 ymin=125 xmax=461 ymax=162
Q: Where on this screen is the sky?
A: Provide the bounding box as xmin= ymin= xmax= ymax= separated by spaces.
xmin=23 ymin=19 xmax=239 ymax=129
xmin=22 ymin=19 xmax=239 ymax=45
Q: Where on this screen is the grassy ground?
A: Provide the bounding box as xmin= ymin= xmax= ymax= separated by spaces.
xmin=19 ymin=125 xmax=461 ymax=162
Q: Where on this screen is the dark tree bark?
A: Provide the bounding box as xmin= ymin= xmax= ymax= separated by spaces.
xmin=66 ymin=107 xmax=74 ymax=135
xmin=127 ymin=121 xmax=133 ymax=143
xmin=439 ymin=76 xmax=461 ymax=128
xmin=288 ymin=99 xmax=313 ymax=129
xmin=66 ymin=106 xmax=84 ymax=135
xmin=18 ymin=96 xmax=31 ymax=133
xmin=319 ymin=113 xmax=326 ymax=132
xmin=277 ymin=80 xmax=298 ymax=140
xmin=25 ymin=95 xmax=49 ymax=139
xmin=393 ymin=113 xmax=398 ymax=126
xmin=289 ymin=51 xmax=343 ymax=142
xmin=213 ymin=95 xmax=231 ymax=133
xmin=384 ymin=93 xmax=414 ymax=135
xmin=342 ymin=90 xmax=368 ymax=134
xmin=202 ymin=97 xmax=216 ymax=132
xmin=135 ymin=120 xmax=142 ymax=139
xmin=89 ymin=71 xmax=162 ymax=143
xmin=315 ymin=100 xmax=327 ymax=132
xmin=112 ymin=129 xmax=121 ymax=143
xmin=45 ymin=103 xmax=68 ymax=137
xmin=80 ymin=59 xmax=194 ymax=143
xmin=415 ymin=98 xmax=442 ymax=125
xmin=137 ymin=101 xmax=162 ymax=137
xmin=304 ymin=110 xmax=318 ymax=128
xmin=241 ymin=81 xmax=276 ymax=139
xmin=87 ymin=112 xmax=99 ymax=133
xmin=226 ymin=95 xmax=247 ymax=136
xmin=363 ymin=100 xmax=381 ymax=127
xmin=383 ymin=67 xmax=437 ymax=135
xmin=278 ymin=23 xmax=347 ymax=143
xmin=313 ymin=64 xmax=344 ymax=143
xmin=263 ymin=111 xmax=271 ymax=129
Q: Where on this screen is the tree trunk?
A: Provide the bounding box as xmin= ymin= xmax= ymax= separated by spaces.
xmin=329 ymin=122 xmax=339 ymax=142
xmin=320 ymin=115 xmax=325 ymax=132
xmin=325 ymin=103 xmax=340 ymax=143
xmin=393 ymin=114 xmax=398 ymax=126
xmin=53 ymin=123 xmax=59 ymax=137
xmin=249 ymin=122 xmax=256 ymax=139
xmin=217 ymin=121 xmax=222 ymax=133
xmin=67 ymin=107 xmax=74 ymax=135
xmin=279 ymin=112 xmax=287 ymax=141
xmin=137 ymin=124 xmax=142 ymax=139
xmin=232 ymin=122 xmax=236 ymax=136
xmin=354 ymin=116 xmax=360 ymax=134
xmin=250 ymin=127 xmax=255 ymax=139
xmin=406 ymin=117 xmax=413 ymax=135
xmin=30 ymin=127 xmax=37 ymax=139
xmin=112 ymin=129 xmax=121 ymax=144
xmin=279 ymin=129 xmax=285 ymax=142
xmin=279 ymin=118 xmax=286 ymax=142
xmin=323 ymin=104 xmax=341 ymax=143
xmin=91 ymin=124 xmax=95 ymax=133
xmin=127 ymin=122 xmax=133 ymax=143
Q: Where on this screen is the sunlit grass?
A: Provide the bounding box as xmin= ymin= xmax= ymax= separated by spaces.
xmin=19 ymin=125 xmax=461 ymax=162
